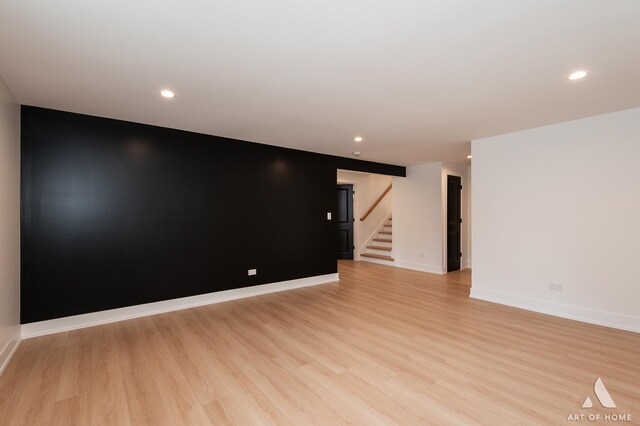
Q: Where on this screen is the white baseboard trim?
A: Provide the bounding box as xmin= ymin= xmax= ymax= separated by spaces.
xmin=470 ymin=288 xmax=640 ymax=334
xmin=394 ymin=261 xmax=445 ymax=275
xmin=0 ymin=327 xmax=21 ymax=376
xmin=22 ymin=273 xmax=339 ymax=339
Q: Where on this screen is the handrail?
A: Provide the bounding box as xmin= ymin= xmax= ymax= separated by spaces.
xmin=360 ymin=184 xmax=392 ymax=221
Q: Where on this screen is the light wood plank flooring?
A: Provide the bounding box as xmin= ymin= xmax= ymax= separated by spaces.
xmin=1 ymin=261 xmax=638 ymax=425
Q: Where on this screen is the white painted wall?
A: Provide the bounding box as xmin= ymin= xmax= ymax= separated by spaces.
xmin=467 ymin=163 xmax=472 ymax=268
xmin=337 ymin=170 xmax=392 ymax=257
xmin=442 ymin=161 xmax=472 ymax=269
xmin=392 ymin=162 xmax=443 ymax=274
xmin=472 ymin=107 xmax=640 ymax=332
xmin=0 ymin=75 xmax=21 ymax=374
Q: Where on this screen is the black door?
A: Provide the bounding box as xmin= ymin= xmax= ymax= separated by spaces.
xmin=336 ymin=184 xmax=354 ymax=260
xmin=447 ymin=175 xmax=462 ymax=272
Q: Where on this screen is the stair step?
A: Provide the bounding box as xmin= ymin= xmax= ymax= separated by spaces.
xmin=361 ymin=253 xmax=394 ymax=261
xmin=384 ymin=224 xmax=392 ymax=228
xmin=379 ymin=231 xmax=392 ymax=235
xmin=367 ymin=245 xmax=392 ymax=251
xmin=373 ymin=238 xmax=392 ymax=243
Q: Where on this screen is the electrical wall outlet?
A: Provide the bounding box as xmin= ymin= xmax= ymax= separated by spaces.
xmin=248 ymin=269 xmax=257 ymax=276
xmin=327 ymin=212 xmax=332 ymax=220
xmin=549 ymin=282 xmax=562 ymax=291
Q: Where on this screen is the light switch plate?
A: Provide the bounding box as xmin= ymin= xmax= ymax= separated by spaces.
xmin=327 ymin=212 xmax=332 ymax=220
xmin=248 ymin=269 xmax=257 ymax=276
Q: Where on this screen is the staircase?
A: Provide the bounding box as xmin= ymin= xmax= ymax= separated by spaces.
xmin=360 ymin=217 xmax=394 ymax=264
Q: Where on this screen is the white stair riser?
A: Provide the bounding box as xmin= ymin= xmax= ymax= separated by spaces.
xmin=372 ymin=240 xmax=392 ymax=247
xmin=360 ymin=256 xmax=395 ymax=266
xmin=366 ymin=248 xmax=392 ymax=256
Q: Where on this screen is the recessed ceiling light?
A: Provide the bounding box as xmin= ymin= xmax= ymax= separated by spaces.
xmin=568 ymin=70 xmax=588 ymax=80
xmin=160 ymin=89 xmax=175 ymax=98
xmin=354 ymin=136 xmax=363 ymax=142
xmin=352 ymin=151 xmax=361 ymax=156
xmin=467 ymin=155 xmax=472 ymax=159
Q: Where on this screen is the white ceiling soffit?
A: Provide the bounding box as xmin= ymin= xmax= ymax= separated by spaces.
xmin=0 ymin=0 xmax=639 ymax=166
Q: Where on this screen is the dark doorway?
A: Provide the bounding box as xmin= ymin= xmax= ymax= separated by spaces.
xmin=447 ymin=175 xmax=462 ymax=272
xmin=336 ymin=184 xmax=354 ymax=260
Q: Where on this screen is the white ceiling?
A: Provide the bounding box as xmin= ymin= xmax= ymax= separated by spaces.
xmin=1 ymin=1 xmax=639 ymax=166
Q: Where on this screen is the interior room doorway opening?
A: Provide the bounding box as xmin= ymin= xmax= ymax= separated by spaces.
xmin=447 ymin=174 xmax=462 ymax=272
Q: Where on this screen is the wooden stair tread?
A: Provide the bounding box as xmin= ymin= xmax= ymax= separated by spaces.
xmin=379 ymin=231 xmax=392 ymax=235
xmin=384 ymin=224 xmax=392 ymax=227
xmin=373 ymin=238 xmax=392 ymax=243
xmin=367 ymin=245 xmax=392 ymax=251
xmin=361 ymin=253 xmax=394 ymax=261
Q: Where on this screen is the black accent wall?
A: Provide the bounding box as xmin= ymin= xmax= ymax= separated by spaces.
xmin=21 ymin=106 xmax=405 ymax=323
